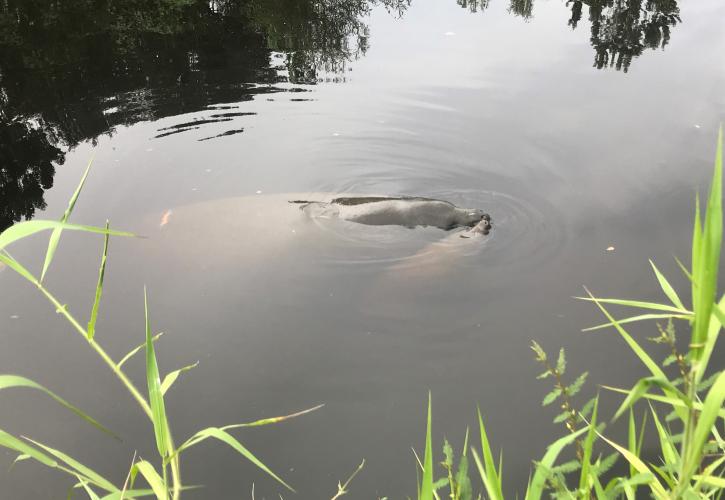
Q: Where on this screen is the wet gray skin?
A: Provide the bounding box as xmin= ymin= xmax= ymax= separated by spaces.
xmin=294 ymin=196 xmax=491 ymax=231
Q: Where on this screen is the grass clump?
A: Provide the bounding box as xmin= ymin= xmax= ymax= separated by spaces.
xmin=414 ymin=128 xmax=724 ymax=499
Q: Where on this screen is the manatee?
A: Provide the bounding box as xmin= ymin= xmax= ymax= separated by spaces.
xmin=138 ymin=193 xmax=491 ymax=281
xmin=292 ymin=196 xmax=491 ymax=231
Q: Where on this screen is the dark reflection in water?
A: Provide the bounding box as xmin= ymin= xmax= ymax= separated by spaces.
xmin=459 ymin=0 xmax=679 ymax=71
xmin=0 ymin=0 xmax=682 ymax=230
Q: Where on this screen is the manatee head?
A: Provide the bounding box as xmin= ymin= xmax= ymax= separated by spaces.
xmin=458 ymin=214 xmax=492 ymax=237
xmin=456 ymin=208 xmax=490 ymax=227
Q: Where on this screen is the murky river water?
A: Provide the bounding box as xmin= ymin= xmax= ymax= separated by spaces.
xmin=1 ymin=0 xmax=724 ymax=497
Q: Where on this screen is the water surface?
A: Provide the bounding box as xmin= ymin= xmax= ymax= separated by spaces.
xmin=1 ymin=0 xmax=724 ymax=497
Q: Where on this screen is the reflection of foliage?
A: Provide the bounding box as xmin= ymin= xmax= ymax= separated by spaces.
xmin=458 ymin=0 xmax=679 ymax=72
xmin=457 ymin=0 xmax=490 ymax=13
xmin=509 ymin=0 xmax=533 ymax=19
xmin=0 ymin=119 xmax=63 ymax=231
xmin=0 ymin=0 xmax=403 ymax=225
xmin=569 ymin=0 xmax=681 ymax=72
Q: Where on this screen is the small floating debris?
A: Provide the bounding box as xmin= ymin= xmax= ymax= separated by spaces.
xmin=191 ymin=187 xmax=198 ymax=192
xmin=444 ymin=31 xmax=456 ymax=36
xmin=256 ymin=190 xmax=263 ymax=194
xmin=160 ymin=209 xmax=173 ymax=227
xmin=694 ymin=124 xmax=701 ymax=129
xmin=10 ymin=315 xmax=19 ymax=320
xmin=332 ymin=132 xmax=340 ymax=136
xmin=606 ymin=246 xmax=615 ymax=252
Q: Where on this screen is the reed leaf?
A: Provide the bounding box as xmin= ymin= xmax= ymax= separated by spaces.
xmin=595 ymin=431 xmax=668 ymax=499
xmin=475 ymin=408 xmax=503 ymax=500
xmin=134 ymin=460 xmax=167 ymax=500
xmin=24 ymin=437 xmax=118 ymax=492
xmin=0 ymin=375 xmax=114 ymax=437
xmin=612 ymin=377 xmax=690 ymax=421
xmin=0 ymin=220 xmax=132 ymax=254
xmin=420 ymin=393 xmax=434 ymax=500
xmin=40 ymin=157 xmax=93 ymax=283
xmin=160 ymin=362 xmax=199 ymax=396
xmin=526 ymin=426 xmax=588 ymax=500
xmin=144 ymin=289 xmax=170 ymax=458
xmin=649 ymin=260 xmax=686 ymax=310
xmin=175 ymin=427 xmax=292 ymax=491
xmin=87 ymin=221 xmax=110 ymax=340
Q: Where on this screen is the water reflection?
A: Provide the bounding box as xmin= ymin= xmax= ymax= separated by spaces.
xmin=0 ymin=0 xmax=681 ymax=230
xmin=458 ymin=0 xmax=679 ymax=71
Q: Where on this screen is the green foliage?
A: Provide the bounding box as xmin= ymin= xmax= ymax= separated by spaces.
xmin=412 ymin=130 xmax=725 ymax=499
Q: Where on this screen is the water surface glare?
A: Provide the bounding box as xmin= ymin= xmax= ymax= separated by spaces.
xmin=0 ymin=0 xmax=724 ymax=498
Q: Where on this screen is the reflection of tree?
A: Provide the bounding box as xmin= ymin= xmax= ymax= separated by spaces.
xmin=0 ymin=0 xmax=406 ymax=226
xmin=569 ymin=0 xmax=680 ymax=72
xmin=0 ymin=119 xmax=63 ymax=231
xmin=458 ymin=0 xmax=679 ymax=72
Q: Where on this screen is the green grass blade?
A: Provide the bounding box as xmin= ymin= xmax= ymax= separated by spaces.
xmin=24 ymin=437 xmax=118 ymax=493
xmin=699 ymin=295 xmax=725 ymax=384
xmin=692 ymin=128 xmax=723 ymax=361
xmin=420 ymin=393 xmax=434 ymax=500
xmin=682 ymin=370 xmax=725 ymax=481
xmin=40 ymin=157 xmax=93 ymax=282
xmin=627 ymin=409 xmax=637 ymax=479
xmin=0 ymin=375 xmax=115 ymax=438
xmin=471 ymin=448 xmax=500 ymax=500
xmin=582 ymin=313 xmax=690 ymax=332
xmin=595 ymin=431 xmax=668 ymax=499
xmin=576 ymin=297 xmax=689 ymax=314
xmin=87 ymin=221 xmax=110 ymax=340
xmin=176 ymin=427 xmax=293 ymax=491
xmin=692 ymin=193 xmax=702 ymax=315
xmin=76 ymin=475 xmax=103 ymax=500
xmin=117 ymin=333 xmax=163 ymax=369
xmin=476 ymin=408 xmax=503 ymax=500
xmin=612 ymin=377 xmax=690 ymax=421
xmin=526 ymin=426 xmax=588 ymax=500
xmin=144 ymin=289 xmax=170 ymax=458
xmin=0 ymin=428 xmax=57 ymax=468
xmin=583 ymin=290 xmax=667 ymax=379
xmin=0 ymin=220 xmax=132 ymax=253
xmin=160 ymin=362 xmax=199 ymax=396
xmin=602 ymin=385 xmax=725 ymax=419
xmin=579 ymin=397 xmax=599 ymax=494
xmin=0 ymin=252 xmax=38 ymax=284
xmin=649 ymin=406 xmax=679 ymax=467
xmin=649 ymin=260 xmax=686 ymax=310
xmin=219 ymin=404 xmax=324 ymax=431
xmin=134 ymin=460 xmax=167 ymax=500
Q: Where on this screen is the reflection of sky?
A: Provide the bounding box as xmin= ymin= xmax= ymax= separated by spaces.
xmin=305 ymin=0 xmax=725 ymax=219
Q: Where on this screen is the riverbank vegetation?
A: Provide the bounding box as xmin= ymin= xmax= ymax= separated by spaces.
xmin=0 ymin=130 xmax=723 ymax=498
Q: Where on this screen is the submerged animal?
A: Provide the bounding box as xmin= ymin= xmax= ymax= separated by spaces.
xmin=292 ymin=196 xmax=492 ymax=233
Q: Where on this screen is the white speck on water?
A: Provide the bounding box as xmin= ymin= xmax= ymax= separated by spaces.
xmin=377 ymin=120 xmax=386 ymax=124
xmin=256 ymin=190 xmax=262 ymax=194
xmin=146 ymin=148 xmax=154 ymax=152
xmin=191 ymin=187 xmax=198 ymax=192
xmin=205 ymin=168 xmax=212 ymax=173
xmin=444 ymin=31 xmax=456 ymax=36
xmin=291 ymin=229 xmax=296 ymax=233
xmin=606 ymin=246 xmax=615 ymax=252
xmin=332 ymin=132 xmax=340 ymax=136
xmin=694 ymin=124 xmax=701 ymax=129
xmin=10 ymin=315 xmax=19 ymax=319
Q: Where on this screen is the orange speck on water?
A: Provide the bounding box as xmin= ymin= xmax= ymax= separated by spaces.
xmin=160 ymin=209 xmax=173 ymax=227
